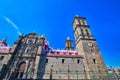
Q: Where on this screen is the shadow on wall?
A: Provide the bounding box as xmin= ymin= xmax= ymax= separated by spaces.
xmin=37 ymin=53 xmax=48 ymax=79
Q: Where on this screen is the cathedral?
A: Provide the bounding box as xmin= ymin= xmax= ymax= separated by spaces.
xmin=0 ymin=16 xmax=109 ymax=79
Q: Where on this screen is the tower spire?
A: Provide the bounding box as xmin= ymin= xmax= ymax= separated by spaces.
xmin=2 ymin=37 xmax=7 ymax=46
xmin=65 ymin=37 xmax=74 ymax=50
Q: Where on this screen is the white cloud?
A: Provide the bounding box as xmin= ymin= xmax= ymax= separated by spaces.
xmin=3 ymin=16 xmax=22 ymax=35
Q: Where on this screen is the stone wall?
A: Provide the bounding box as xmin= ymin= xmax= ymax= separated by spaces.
xmin=39 ymin=56 xmax=85 ymax=79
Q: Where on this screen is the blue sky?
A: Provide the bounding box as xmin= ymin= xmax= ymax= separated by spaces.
xmin=0 ymin=0 xmax=120 ymax=68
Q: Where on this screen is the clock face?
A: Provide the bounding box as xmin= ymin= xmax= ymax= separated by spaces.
xmin=87 ymin=42 xmax=93 ymax=47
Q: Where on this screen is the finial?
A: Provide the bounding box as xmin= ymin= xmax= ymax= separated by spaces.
xmin=41 ymin=34 xmax=45 ymax=38
xmin=2 ymin=37 xmax=7 ymax=46
xmin=19 ymin=33 xmax=24 ymax=37
xmin=2 ymin=37 xmax=7 ymax=42
xmin=67 ymin=37 xmax=70 ymax=40
xmin=75 ymin=15 xmax=79 ymax=17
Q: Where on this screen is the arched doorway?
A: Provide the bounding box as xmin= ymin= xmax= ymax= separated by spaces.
xmin=15 ymin=62 xmax=26 ymax=78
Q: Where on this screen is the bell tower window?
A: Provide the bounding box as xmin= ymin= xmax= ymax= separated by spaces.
xmin=80 ymin=19 xmax=83 ymax=25
xmin=81 ymin=29 xmax=84 ymax=35
xmin=83 ymin=20 xmax=87 ymax=25
xmin=75 ymin=19 xmax=79 ymax=25
xmin=82 ymin=20 xmax=85 ymax=25
xmin=86 ymin=29 xmax=89 ymax=35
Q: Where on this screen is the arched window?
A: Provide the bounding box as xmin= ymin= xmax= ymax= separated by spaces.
xmin=77 ymin=59 xmax=80 ymax=64
xmin=80 ymin=20 xmax=83 ymax=25
xmin=75 ymin=19 xmax=79 ymax=25
xmin=81 ymin=29 xmax=84 ymax=35
xmin=62 ymin=59 xmax=65 ymax=63
xmin=25 ymin=47 xmax=31 ymax=53
xmin=82 ymin=20 xmax=85 ymax=25
xmin=93 ymin=59 xmax=96 ymax=64
xmin=86 ymin=29 xmax=89 ymax=35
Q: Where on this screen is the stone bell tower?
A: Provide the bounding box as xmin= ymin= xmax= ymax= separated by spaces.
xmin=72 ymin=15 xmax=107 ymax=76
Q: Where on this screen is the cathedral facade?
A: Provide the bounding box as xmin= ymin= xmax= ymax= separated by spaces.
xmin=0 ymin=16 xmax=108 ymax=79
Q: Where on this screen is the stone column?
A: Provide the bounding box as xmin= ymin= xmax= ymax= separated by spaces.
xmin=27 ymin=60 xmax=33 ymax=78
xmin=22 ymin=60 xmax=29 ymax=78
xmin=33 ymin=46 xmax=42 ymax=79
